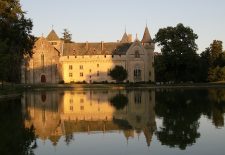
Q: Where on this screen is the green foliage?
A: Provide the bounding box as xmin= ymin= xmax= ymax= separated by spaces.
xmin=109 ymin=65 xmax=128 ymax=82
xmin=62 ymin=28 xmax=72 ymax=43
xmin=200 ymin=40 xmax=225 ymax=82
xmin=154 ymin=23 xmax=199 ymax=82
xmin=0 ymin=0 xmax=34 ymax=83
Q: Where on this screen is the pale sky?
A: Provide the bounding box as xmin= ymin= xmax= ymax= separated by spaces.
xmin=20 ymin=0 xmax=225 ymax=53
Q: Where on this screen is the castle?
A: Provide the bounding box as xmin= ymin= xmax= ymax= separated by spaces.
xmin=21 ymin=26 xmax=155 ymax=84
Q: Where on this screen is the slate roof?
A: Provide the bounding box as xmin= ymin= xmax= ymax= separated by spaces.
xmin=46 ymin=30 xmax=60 ymax=41
xmin=141 ymin=26 xmax=152 ymax=43
xmin=63 ymin=42 xmax=132 ymax=56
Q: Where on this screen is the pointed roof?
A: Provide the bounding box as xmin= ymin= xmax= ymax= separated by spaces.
xmin=120 ymin=32 xmax=130 ymax=43
xmin=141 ymin=26 xmax=152 ymax=43
xmin=46 ymin=30 xmax=59 ymax=41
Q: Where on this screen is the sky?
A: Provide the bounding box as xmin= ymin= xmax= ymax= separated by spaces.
xmin=20 ymin=0 xmax=225 ymax=53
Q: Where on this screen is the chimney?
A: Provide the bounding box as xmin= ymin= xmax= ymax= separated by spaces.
xmin=101 ymin=41 xmax=104 ymax=51
xmin=86 ymin=41 xmax=88 ymax=51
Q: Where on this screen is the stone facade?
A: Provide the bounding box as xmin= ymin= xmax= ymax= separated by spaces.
xmin=21 ymin=27 xmax=155 ymax=84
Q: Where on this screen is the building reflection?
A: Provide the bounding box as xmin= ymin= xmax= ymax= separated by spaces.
xmin=21 ymin=90 xmax=156 ymax=147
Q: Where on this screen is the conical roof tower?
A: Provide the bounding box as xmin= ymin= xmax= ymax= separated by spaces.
xmin=141 ymin=26 xmax=152 ymax=43
xmin=120 ymin=32 xmax=130 ymax=43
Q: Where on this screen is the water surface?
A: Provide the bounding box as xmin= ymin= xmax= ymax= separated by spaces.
xmin=0 ymin=88 xmax=224 ymax=155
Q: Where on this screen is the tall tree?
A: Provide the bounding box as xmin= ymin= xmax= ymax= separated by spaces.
xmin=62 ymin=28 xmax=72 ymax=43
xmin=0 ymin=0 xmax=34 ymax=83
xmin=154 ymin=23 xmax=199 ymax=82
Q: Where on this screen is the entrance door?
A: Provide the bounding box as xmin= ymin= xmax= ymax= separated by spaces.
xmin=41 ymin=75 xmax=46 ymax=83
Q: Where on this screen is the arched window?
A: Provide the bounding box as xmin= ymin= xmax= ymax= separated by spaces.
xmin=41 ymin=54 xmax=44 ymax=70
xmin=41 ymin=75 xmax=46 ymax=83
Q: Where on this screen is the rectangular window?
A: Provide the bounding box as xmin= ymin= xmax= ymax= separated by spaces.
xmin=80 ymin=65 xmax=83 ymax=69
xmin=80 ymin=98 xmax=84 ymax=103
xmin=89 ymin=69 xmax=92 ymax=73
xmin=80 ymin=72 xmax=83 ymax=77
xmin=69 ymin=73 xmax=73 ymax=77
xmin=70 ymin=106 xmax=73 ymax=111
xmin=69 ymin=65 xmax=73 ymax=70
xmin=97 ymin=64 xmax=99 ymax=67
xmin=97 ymin=71 xmax=99 ymax=76
xmin=69 ymin=99 xmax=73 ymax=103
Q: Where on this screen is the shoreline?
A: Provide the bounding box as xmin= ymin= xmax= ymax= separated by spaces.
xmin=1 ymin=83 xmax=225 ymax=99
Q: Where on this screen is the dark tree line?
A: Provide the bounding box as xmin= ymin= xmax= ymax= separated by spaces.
xmin=0 ymin=0 xmax=34 ymax=84
xmin=154 ymin=23 xmax=225 ymax=83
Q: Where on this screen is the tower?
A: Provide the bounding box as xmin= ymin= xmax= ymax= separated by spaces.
xmin=141 ymin=26 xmax=155 ymax=82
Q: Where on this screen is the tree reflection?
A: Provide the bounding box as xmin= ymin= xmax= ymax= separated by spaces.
xmin=208 ymin=89 xmax=225 ymax=127
xmin=155 ymin=89 xmax=225 ymax=150
xmin=155 ymin=89 xmax=207 ymax=150
xmin=109 ymin=94 xmax=128 ymax=110
xmin=0 ymin=98 xmax=36 ymax=155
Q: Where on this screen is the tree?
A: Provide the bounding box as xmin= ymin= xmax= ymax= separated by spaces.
xmin=0 ymin=0 xmax=34 ymax=83
xmin=154 ymin=23 xmax=199 ymax=82
xmin=209 ymin=40 xmax=223 ymax=66
xmin=109 ymin=65 xmax=128 ymax=82
xmin=62 ymin=28 xmax=72 ymax=43
xmin=201 ymin=40 xmax=225 ymax=82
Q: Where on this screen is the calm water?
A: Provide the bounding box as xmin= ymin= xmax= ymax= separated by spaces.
xmin=0 ymin=88 xmax=225 ymax=155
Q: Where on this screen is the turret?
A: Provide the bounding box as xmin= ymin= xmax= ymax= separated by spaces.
xmin=141 ymin=26 xmax=154 ymax=50
xmin=120 ymin=31 xmax=132 ymax=43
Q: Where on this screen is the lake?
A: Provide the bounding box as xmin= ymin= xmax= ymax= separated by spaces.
xmin=0 ymin=88 xmax=224 ymax=155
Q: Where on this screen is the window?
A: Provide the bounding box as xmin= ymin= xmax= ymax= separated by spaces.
xmin=69 ymin=65 xmax=73 ymax=70
xmin=149 ymin=71 xmax=151 ymax=76
xmin=80 ymin=65 xmax=83 ymax=69
xmin=97 ymin=64 xmax=99 ymax=67
xmin=41 ymin=54 xmax=44 ymax=70
xmin=51 ymin=42 xmax=57 ymax=45
xmin=135 ymin=50 xmax=140 ymax=58
xmin=97 ymin=71 xmax=99 ymax=76
xmin=134 ymin=68 xmax=142 ymax=81
xmin=89 ymin=69 xmax=92 ymax=73
xmin=80 ymin=106 xmax=84 ymax=110
xmin=69 ymin=73 xmax=73 ymax=77
xmin=69 ymin=99 xmax=73 ymax=103
xmin=80 ymin=98 xmax=84 ymax=103
xmin=80 ymin=72 xmax=83 ymax=77
xmin=70 ymin=106 xmax=73 ymax=111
